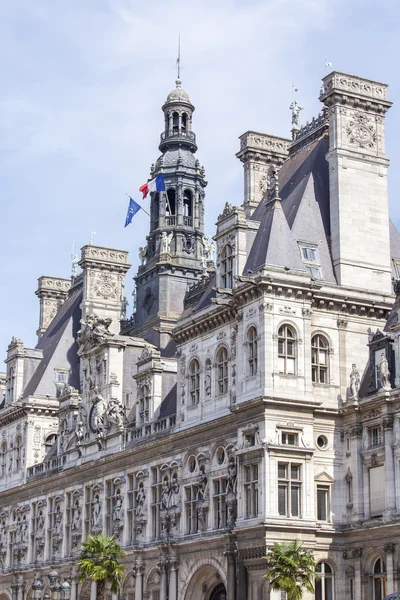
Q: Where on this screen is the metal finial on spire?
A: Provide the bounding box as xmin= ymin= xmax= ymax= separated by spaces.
xmin=90 ymin=231 xmax=96 ymax=245
xmin=176 ymin=34 xmax=181 ymax=79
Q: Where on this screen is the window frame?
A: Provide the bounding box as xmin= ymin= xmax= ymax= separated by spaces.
xmin=221 ymin=244 xmax=234 ymax=289
xmin=311 ymin=334 xmax=329 ymax=384
xmin=244 ymin=463 xmax=259 ymax=519
xmin=189 ymin=358 xmax=200 ymax=406
xmin=139 ymin=384 xmax=151 ymax=424
xmin=299 ymin=243 xmax=322 ymax=279
xmin=278 ymin=324 xmax=297 ymax=375
xmin=247 ymin=326 xmax=258 ymax=377
xmin=277 ymin=462 xmax=302 ymax=518
xmin=372 ymin=558 xmax=386 ymax=600
xmin=316 ymin=485 xmax=330 ymax=522
xmin=216 ymin=346 xmax=229 ymax=396
xmin=315 ymin=562 xmax=334 ymax=600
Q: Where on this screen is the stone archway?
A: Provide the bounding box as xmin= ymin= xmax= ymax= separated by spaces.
xmin=183 ymin=564 xmax=226 ymax=600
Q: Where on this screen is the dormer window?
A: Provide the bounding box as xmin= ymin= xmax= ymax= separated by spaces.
xmin=299 ymin=244 xmax=321 ymax=279
xmin=221 ymin=244 xmax=233 ymax=289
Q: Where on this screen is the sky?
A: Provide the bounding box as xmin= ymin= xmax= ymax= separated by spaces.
xmin=1 ymin=0 xmax=400 ymax=363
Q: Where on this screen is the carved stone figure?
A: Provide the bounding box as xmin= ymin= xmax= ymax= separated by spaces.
xmin=139 ymin=246 xmax=147 ymax=266
xmin=92 ymin=494 xmax=101 ymax=529
xmin=161 ymin=476 xmax=171 ymax=509
xmin=204 ymin=362 xmax=212 ymax=397
xmin=36 ymin=511 xmax=45 ymax=537
xmin=197 ymin=465 xmax=208 ymax=500
xmin=113 ymin=490 xmax=123 ymax=522
xmin=161 ymin=231 xmax=173 ymax=254
xmin=290 ymin=100 xmax=303 ymax=129
xmin=53 ymin=505 xmax=63 ymax=536
xmin=379 ymin=353 xmax=391 ymax=390
xmin=92 ymin=393 xmax=107 ymax=435
xmin=202 ymin=235 xmax=216 ymax=260
xmin=76 ymin=420 xmax=86 ymax=444
xmin=0 ymin=522 xmax=7 ymax=556
xmin=107 ymin=397 xmax=125 ymax=429
xmin=79 ymin=314 xmax=113 ymax=349
xmin=72 ymin=500 xmax=82 ymax=531
xmin=136 ymin=482 xmax=146 ymax=517
xmin=170 ymin=473 xmax=180 ymax=507
xmin=350 ymin=364 xmax=361 ymax=399
xmin=226 ymin=457 xmax=237 ymax=494
xmin=120 ymin=296 xmax=129 ymax=320
xmin=21 ymin=516 xmax=28 ymax=543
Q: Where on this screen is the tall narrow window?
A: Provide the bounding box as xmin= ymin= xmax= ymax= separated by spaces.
xmin=183 ymin=190 xmax=193 ymax=227
xmin=372 ymin=558 xmax=386 ymax=600
xmin=278 ymin=462 xmax=301 ymax=517
xmin=1 ymin=442 xmax=7 ymax=477
xmin=278 ymin=325 xmax=296 ymax=375
xmin=139 ymin=385 xmax=150 ymax=424
xmin=247 ymin=327 xmax=258 ymax=376
xmin=317 ymin=486 xmax=329 ymax=521
xmin=166 ymin=189 xmax=176 ymax=225
xmin=216 ymin=347 xmax=228 ymax=395
xmin=189 ymin=359 xmax=200 ymax=406
xmin=151 ymin=467 xmax=162 ymax=540
xmin=185 ymin=484 xmax=199 ymax=533
xmin=315 ymin=562 xmax=334 ymax=600
xmin=244 ymin=464 xmax=259 ymax=518
xmin=213 ymin=478 xmax=227 ymax=529
xmin=312 ymin=335 xmax=329 ymax=383
xmin=15 ymin=436 xmax=22 ymax=471
xmin=221 ymin=244 xmax=233 ymax=289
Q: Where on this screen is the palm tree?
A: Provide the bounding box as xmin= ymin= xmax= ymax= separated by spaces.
xmin=263 ymin=540 xmax=316 ymax=600
xmin=77 ymin=533 xmax=125 ymax=600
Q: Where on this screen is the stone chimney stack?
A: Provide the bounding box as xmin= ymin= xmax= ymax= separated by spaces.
xmin=35 ymin=277 xmax=71 ymax=340
xmin=236 ymin=131 xmax=290 ymax=218
xmin=79 ymin=245 xmax=131 ymax=335
xmin=320 ymin=71 xmax=393 ymax=293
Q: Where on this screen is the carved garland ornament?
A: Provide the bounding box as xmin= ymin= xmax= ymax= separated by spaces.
xmin=347 ymin=113 xmax=376 ymax=149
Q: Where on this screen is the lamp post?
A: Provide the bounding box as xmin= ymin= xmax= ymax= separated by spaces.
xmin=47 ymin=569 xmax=71 ymax=600
xmin=32 ymin=576 xmax=44 ymax=600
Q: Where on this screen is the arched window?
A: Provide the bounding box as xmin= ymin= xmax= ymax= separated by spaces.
xmin=183 ymin=189 xmax=193 ymax=223
xmin=0 ymin=442 xmax=6 ymax=476
xmin=278 ymin=325 xmax=296 ymax=374
xmin=182 ymin=112 xmax=188 ymax=131
xmin=221 ymin=244 xmax=233 ymax=289
xmin=15 ymin=435 xmax=22 ymax=471
xmin=139 ymin=385 xmax=150 ymax=424
xmin=315 ymin=562 xmax=334 ymax=600
xmin=45 ymin=434 xmax=57 ymax=449
xmin=166 ymin=189 xmax=176 ymax=223
xmin=172 ymin=111 xmax=179 ymax=133
xmin=216 ymin=347 xmax=228 ymax=395
xmin=153 ymin=192 xmax=160 ymax=229
xmin=247 ymin=327 xmax=258 ymax=376
xmin=372 ymin=558 xmax=386 ymax=600
xmin=189 ymin=359 xmax=200 ymax=406
xmin=312 ymin=335 xmax=329 ymax=384
xmin=209 ymin=583 xmax=227 ymax=600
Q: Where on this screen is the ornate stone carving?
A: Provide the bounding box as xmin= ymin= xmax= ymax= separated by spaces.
xmin=78 ymin=315 xmax=114 ymax=350
xmin=349 ymin=364 xmax=361 ymax=400
xmin=347 ymin=112 xmax=376 ymax=149
xmin=379 ymin=353 xmax=392 ymax=391
xmin=161 ymin=231 xmax=173 ymax=254
xmin=106 ymin=397 xmax=126 ymax=429
xmin=94 ymin=273 xmax=118 ymax=299
xmin=143 ymin=288 xmax=155 ymax=314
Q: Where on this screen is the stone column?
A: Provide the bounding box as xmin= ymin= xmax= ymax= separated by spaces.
xmin=385 ymin=544 xmax=395 ymax=594
xmin=384 ymin=424 xmax=396 ymax=515
xmin=168 ymin=560 xmax=178 ymax=600
xmin=169 ymin=114 xmax=173 ymax=134
xmin=224 ymin=541 xmax=236 ymax=600
xmin=16 ymin=577 xmax=24 ymax=600
xmin=158 ymin=560 xmax=167 ymax=600
xmin=178 ymin=114 xmax=182 ymax=132
xmin=134 ymin=564 xmax=144 ymax=600
xmin=353 ymin=552 xmax=362 ymax=600
xmin=90 ymin=581 xmax=96 ymax=600
xmin=69 ymin=576 xmax=77 ymax=600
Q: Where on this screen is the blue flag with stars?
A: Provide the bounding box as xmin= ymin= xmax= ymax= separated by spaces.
xmin=125 ymin=197 xmax=141 ymax=227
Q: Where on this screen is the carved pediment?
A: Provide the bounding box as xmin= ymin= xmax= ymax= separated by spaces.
xmin=314 ymin=471 xmax=335 ymax=483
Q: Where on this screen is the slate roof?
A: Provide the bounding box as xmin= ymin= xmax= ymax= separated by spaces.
xmin=23 ymin=284 xmax=82 ymax=398
xmin=246 ymin=137 xmax=335 ymax=279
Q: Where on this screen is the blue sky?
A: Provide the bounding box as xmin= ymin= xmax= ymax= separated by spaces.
xmin=1 ymin=0 xmax=400 ymax=362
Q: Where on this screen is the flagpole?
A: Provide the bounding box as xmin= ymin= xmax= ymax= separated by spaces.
xmin=125 ymin=193 xmax=151 ymax=217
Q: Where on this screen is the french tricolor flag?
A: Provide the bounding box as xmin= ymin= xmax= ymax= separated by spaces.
xmin=139 ymin=174 xmax=166 ymax=199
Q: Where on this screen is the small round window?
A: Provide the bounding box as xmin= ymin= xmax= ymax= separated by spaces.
xmin=188 ymin=455 xmax=196 ymax=473
xmin=317 ymin=435 xmax=328 ymax=449
xmin=217 ymin=447 xmax=226 ymax=465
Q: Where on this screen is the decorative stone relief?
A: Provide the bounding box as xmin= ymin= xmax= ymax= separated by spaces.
xmin=78 ymin=315 xmax=114 ymax=351
xmin=160 ymin=472 xmax=181 ymax=538
xmin=143 ymin=288 xmax=155 ymax=314
xmin=349 ymin=364 xmax=361 ymax=400
xmin=93 ymin=273 xmax=118 ymax=300
xmin=346 ymin=112 xmax=376 ymax=149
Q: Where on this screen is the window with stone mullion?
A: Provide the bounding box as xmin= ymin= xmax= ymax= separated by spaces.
xmin=216 ymin=347 xmax=228 ymax=395
xmin=213 ymin=478 xmax=228 ymax=529
xmin=312 ymin=335 xmax=329 ymax=384
xmin=248 ymin=327 xmax=258 ymax=376
xmin=151 ymin=467 xmax=162 ymax=540
xmin=189 ymin=359 xmax=200 ymax=405
xmin=185 ymin=484 xmax=199 ymax=534
xmin=277 ymin=462 xmax=301 ymax=518
xmin=244 ymin=464 xmax=259 ymax=518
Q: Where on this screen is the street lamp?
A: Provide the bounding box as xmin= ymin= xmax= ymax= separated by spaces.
xmin=47 ymin=570 xmax=71 ymax=600
xmin=60 ymin=579 xmax=71 ymax=600
xmin=32 ymin=576 xmax=44 ymax=600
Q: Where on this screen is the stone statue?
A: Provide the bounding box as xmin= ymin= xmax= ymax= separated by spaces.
xmin=112 ymin=490 xmax=123 ymax=522
xmin=170 ymin=473 xmax=180 ymax=507
xmin=204 ymin=362 xmax=212 ymax=396
xmin=289 ymin=100 xmax=303 ymax=129
xmin=0 ymin=522 xmax=7 ymax=554
xmin=202 ymin=235 xmax=216 ymax=260
xmin=21 ymin=516 xmax=28 ymax=543
xmin=201 ymin=253 xmax=208 ymax=275
xmin=197 ymin=465 xmax=208 ymax=501
xmin=120 ymin=296 xmax=128 ymax=320
xmin=53 ymin=505 xmax=63 ymax=536
xmin=349 ymin=364 xmax=361 ymax=399
xmin=379 ymin=353 xmax=391 ymax=390
xmin=92 ymin=393 xmax=107 ymax=435
xmin=92 ymin=494 xmax=101 ymax=529
xmin=36 ymin=511 xmax=45 ymax=537
xmin=394 ymin=418 xmax=400 ymax=444
xmin=161 ymin=231 xmax=173 ymax=254
xmin=72 ymin=500 xmax=81 ymax=531
xmin=76 ymin=420 xmax=86 ymax=444
xmin=139 ymin=246 xmax=147 ymax=266
xmin=136 ymin=482 xmax=146 ymax=517
xmin=226 ymin=457 xmax=237 ymax=494
xmin=161 ymin=476 xmax=171 ymax=509
xmin=79 ymin=314 xmax=113 ymax=349
xmin=107 ymin=397 xmax=125 ymax=429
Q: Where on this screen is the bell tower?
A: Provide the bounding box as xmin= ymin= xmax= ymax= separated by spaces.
xmin=131 ymin=78 xmax=207 ymax=349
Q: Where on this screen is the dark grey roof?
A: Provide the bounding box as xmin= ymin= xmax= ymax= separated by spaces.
xmin=250 ymin=137 xmax=335 ymax=281
xmin=156 ymin=148 xmax=197 ymax=170
xmin=244 ymin=197 xmax=307 ymax=273
xmin=23 ymin=285 xmax=82 ymax=398
xmin=390 ymin=219 xmax=400 ymax=279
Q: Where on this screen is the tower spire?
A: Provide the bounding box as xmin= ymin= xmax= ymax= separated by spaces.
xmin=176 ymin=34 xmax=181 ymax=80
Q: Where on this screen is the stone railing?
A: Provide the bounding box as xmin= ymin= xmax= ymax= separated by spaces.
xmin=27 ymin=455 xmax=67 ymax=480
xmin=160 ymin=130 xmax=196 ymax=143
xmin=183 ymin=216 xmax=193 ymax=227
xmin=125 ymin=415 xmax=176 ymax=444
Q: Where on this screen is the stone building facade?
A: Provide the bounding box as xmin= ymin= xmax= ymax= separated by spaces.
xmin=0 ymin=70 xmax=400 ymax=600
